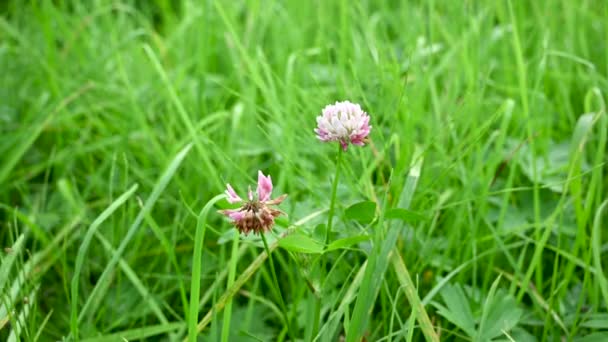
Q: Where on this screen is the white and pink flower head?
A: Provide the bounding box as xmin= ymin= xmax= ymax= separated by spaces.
xmin=219 ymin=171 xmax=287 ymax=235
xmin=314 ymin=100 xmax=372 ymax=151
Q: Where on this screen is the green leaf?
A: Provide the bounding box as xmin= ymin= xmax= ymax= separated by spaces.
xmin=570 ymin=112 xmax=595 ymax=157
xmin=326 ymin=235 xmax=371 ymax=252
xmin=344 ymin=201 xmax=377 ymax=224
xmin=580 ymin=314 xmax=608 ymax=329
xmin=218 ymin=227 xmax=239 ymax=244
xmin=278 ymin=233 xmax=324 ymax=254
xmin=434 ymin=283 xmax=476 ymax=337
xmin=592 ymin=200 xmax=608 ymax=313
xmin=478 ymin=289 xmax=522 ymax=340
xmin=385 ymin=208 xmax=427 ymax=223
xmin=313 ymin=223 xmax=327 ymax=242
xmin=346 ymin=219 xmax=400 ymax=342
xmin=574 ymin=332 xmax=608 ymax=342
xmin=81 ymin=322 xmax=184 ymax=342
xmin=493 ymin=327 xmax=537 ymax=342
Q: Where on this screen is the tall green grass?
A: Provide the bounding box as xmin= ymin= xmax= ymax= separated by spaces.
xmin=1 ymin=0 xmax=607 ymax=341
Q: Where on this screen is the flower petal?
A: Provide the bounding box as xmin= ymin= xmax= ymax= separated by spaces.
xmin=224 ymin=184 xmax=242 ymax=203
xmin=314 ymin=100 xmax=371 ymax=150
xmin=256 ymin=170 xmax=273 ymax=202
xmin=219 ymin=209 xmax=246 ymax=221
xmin=247 ymin=186 xmax=254 ymax=201
xmin=265 ymin=193 xmax=287 ymax=205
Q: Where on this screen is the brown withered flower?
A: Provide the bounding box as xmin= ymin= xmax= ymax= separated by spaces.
xmin=219 ymin=171 xmax=287 ymax=235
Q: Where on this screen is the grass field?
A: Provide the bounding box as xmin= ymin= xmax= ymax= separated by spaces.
xmin=1 ymin=0 xmax=608 ymax=341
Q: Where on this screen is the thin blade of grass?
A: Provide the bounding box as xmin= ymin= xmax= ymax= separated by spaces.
xmin=33 ymin=309 xmax=53 ymax=342
xmin=93 ymin=232 xmax=170 ymax=324
xmin=70 ymin=184 xmax=138 ymax=338
xmin=316 ymin=260 xmax=367 ymax=341
xmin=516 ymin=110 xmax=602 ymax=302
xmin=176 ymin=209 xmax=327 ymax=340
xmin=189 ymin=236 xmax=279 ymax=338
xmin=188 ymin=194 xmax=226 ymax=342
xmin=221 ymin=230 xmax=240 ymax=342
xmin=346 ymin=222 xmax=400 ymax=342
xmin=142 ymin=212 xmax=189 ymax=322
xmin=0 ymin=234 xmax=25 ymax=291
xmin=142 ymin=44 xmax=222 ymax=191
xmin=591 ymin=200 xmax=608 ymax=307
xmin=347 ymin=150 xmax=425 ymax=342
xmin=390 ymin=150 xmax=438 ymax=341
xmin=0 ymin=205 xmax=50 ymax=247
xmin=498 ymin=268 xmax=567 ymax=333
xmin=0 ymin=82 xmax=93 ymax=186
xmin=80 ymin=322 xmax=185 ymax=342
xmin=7 ymin=285 xmax=39 ymax=342
xmin=0 ymin=215 xmax=82 ymax=320
xmin=391 ymin=253 xmax=439 ymax=342
xmin=78 ymin=143 xmax=192 ymax=323
xmin=476 ymin=275 xmax=502 ymax=341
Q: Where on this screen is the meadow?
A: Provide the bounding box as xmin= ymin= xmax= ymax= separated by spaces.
xmin=1 ymin=0 xmax=607 ymax=341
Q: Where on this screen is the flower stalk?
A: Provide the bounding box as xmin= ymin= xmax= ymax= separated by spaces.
xmin=218 ymin=171 xmax=295 ymax=339
xmin=312 ymin=100 xmax=371 ymax=338
xmin=325 ymin=145 xmax=343 ymax=246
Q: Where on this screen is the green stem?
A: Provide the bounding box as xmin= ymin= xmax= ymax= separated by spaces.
xmin=221 ymin=231 xmax=240 ymax=342
xmin=311 ymin=295 xmax=321 ymax=341
xmin=313 ymin=145 xmax=344 ymax=338
xmin=188 ymin=194 xmax=226 ymax=342
xmin=324 ymin=145 xmax=343 ymax=245
xmin=261 ymin=233 xmax=296 ymax=341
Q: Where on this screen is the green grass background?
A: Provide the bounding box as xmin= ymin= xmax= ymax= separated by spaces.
xmin=1 ymin=0 xmax=607 ymax=341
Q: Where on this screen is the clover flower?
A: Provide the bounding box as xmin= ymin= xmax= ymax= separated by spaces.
xmin=314 ymin=100 xmax=372 ymax=151
xmin=219 ymin=171 xmax=287 ymax=235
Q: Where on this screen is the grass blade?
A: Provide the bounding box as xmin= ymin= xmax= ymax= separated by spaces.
xmin=0 ymin=83 xmax=93 ymax=186
xmin=346 ymin=222 xmax=400 ymax=342
xmin=316 ymin=260 xmax=367 ymax=341
xmin=391 ymin=253 xmax=439 ymax=342
xmin=190 ymin=235 xmax=279 ymax=338
xmin=0 ymin=215 xmax=82 ymax=321
xmin=78 ymin=143 xmax=192 ymax=324
xmin=94 ymin=232 xmax=170 ymax=324
xmin=0 ymin=234 xmax=25 ymax=291
xmin=221 ymin=229 xmax=240 ymax=342
xmin=591 ymin=200 xmax=608 ymax=307
xmin=142 ymin=44 xmax=222 ymax=191
xmin=80 ymin=322 xmax=185 ymax=342
xmin=70 ymin=184 xmax=138 ymax=339
xmin=347 ymin=150 xmax=425 ymax=342
xmin=7 ymin=285 xmax=39 ymax=342
xmin=188 ymin=194 xmax=226 ymax=342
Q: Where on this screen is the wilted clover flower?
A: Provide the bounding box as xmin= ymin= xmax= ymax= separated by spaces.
xmin=314 ymin=100 xmax=372 ymax=151
xmin=219 ymin=171 xmax=287 ymax=235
